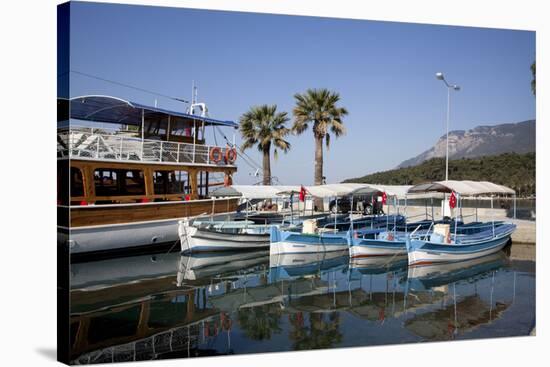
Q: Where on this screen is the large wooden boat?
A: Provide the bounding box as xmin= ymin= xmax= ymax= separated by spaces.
xmin=57 ymin=95 xmax=240 ymax=256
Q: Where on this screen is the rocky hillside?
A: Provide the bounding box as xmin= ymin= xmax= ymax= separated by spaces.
xmin=398 ymin=120 xmax=535 ymax=168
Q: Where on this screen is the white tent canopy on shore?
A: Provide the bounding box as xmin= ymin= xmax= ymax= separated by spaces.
xmin=211 ymin=183 xmax=412 ymax=200
xmin=407 ymin=180 xmax=515 ymax=196
xmin=209 ymin=185 xmax=300 ymax=199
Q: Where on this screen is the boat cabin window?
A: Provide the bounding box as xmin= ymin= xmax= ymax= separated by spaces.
xmin=94 ymin=168 xmax=145 ymax=197
xmin=57 ymin=164 xmax=84 ymax=204
xmin=143 ymin=115 xmax=168 ymax=140
xmin=57 ymin=161 xmax=69 ymax=205
xmin=153 ymin=170 xmax=189 ymax=196
xmin=71 ymin=167 xmax=84 ymax=197
xmin=169 ymin=117 xmax=194 ymax=138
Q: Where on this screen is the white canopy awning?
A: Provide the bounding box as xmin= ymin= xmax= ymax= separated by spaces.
xmin=210 ymin=185 xmax=301 ymax=199
xmin=211 ymin=183 xmax=415 ymax=200
xmin=305 ymin=183 xmax=367 ymax=198
xmin=407 ymin=180 xmax=515 ymax=196
xmin=350 ymin=184 xmax=412 ymax=199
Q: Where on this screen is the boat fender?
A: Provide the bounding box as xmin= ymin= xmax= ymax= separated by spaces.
xmin=209 ymin=147 xmax=223 ymax=163
xmin=225 ymin=147 xmax=237 ymax=164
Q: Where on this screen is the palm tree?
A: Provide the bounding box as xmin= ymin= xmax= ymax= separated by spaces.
xmin=292 ymin=89 xmax=348 ymax=206
xmin=240 ymin=105 xmax=291 ymax=185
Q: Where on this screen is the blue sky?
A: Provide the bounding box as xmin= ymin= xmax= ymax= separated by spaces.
xmin=68 ymin=1 xmax=535 ymax=185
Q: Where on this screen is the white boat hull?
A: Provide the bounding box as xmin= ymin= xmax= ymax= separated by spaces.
xmin=65 ymin=218 xmax=180 ymax=255
xmin=349 ymin=243 xmax=406 ymax=258
xmin=269 ymin=240 xmax=348 ymax=255
xmin=408 ymin=235 xmax=510 ymax=266
xmin=179 ymin=220 xmax=270 ymax=253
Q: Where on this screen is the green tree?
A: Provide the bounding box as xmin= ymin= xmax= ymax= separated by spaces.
xmin=292 ymin=88 xmax=348 ymax=206
xmin=240 ymin=105 xmax=291 ymax=185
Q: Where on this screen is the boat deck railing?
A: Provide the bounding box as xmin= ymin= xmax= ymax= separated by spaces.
xmin=408 ymin=221 xmax=515 ymax=244
xmin=57 ymin=126 xmax=236 ymax=167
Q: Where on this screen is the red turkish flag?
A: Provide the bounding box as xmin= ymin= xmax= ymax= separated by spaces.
xmin=381 ymin=192 xmax=387 ymax=205
xmin=299 ymin=185 xmax=306 ymax=202
xmin=449 ymin=191 xmax=457 ymax=209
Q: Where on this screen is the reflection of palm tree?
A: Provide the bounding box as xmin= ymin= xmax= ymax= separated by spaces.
xmin=237 ymin=304 xmax=282 ymax=340
xmin=289 ymin=312 xmax=343 ymax=350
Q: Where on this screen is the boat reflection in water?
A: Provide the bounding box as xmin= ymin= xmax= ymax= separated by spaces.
xmin=403 ymin=252 xmax=519 ymax=341
xmin=69 ymin=247 xmax=534 ymax=364
xmin=176 ymin=250 xmax=269 ymax=283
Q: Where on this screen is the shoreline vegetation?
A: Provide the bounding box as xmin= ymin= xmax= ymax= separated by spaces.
xmin=343 ymin=152 xmax=536 ymax=197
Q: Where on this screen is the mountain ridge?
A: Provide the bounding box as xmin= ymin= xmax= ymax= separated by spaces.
xmin=398 ymin=120 xmax=535 ymax=168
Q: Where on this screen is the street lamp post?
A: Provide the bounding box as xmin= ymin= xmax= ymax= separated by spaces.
xmin=436 ymin=72 xmax=460 ymax=182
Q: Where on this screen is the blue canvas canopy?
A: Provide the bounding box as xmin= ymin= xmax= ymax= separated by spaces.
xmin=69 ymin=95 xmax=238 ymax=128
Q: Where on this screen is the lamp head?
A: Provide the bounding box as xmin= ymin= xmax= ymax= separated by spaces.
xmin=436 ymin=72 xmax=444 ymax=80
xmin=453 ymin=85 xmax=461 ymax=91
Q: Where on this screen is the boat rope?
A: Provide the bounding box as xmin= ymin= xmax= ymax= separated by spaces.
xmin=162 ymin=238 xmax=180 ymax=257
xmin=70 ymin=69 xmax=190 ymax=103
xmin=213 ymin=126 xmax=278 ymax=183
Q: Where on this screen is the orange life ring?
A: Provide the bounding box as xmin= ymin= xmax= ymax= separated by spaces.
xmin=209 ymin=147 xmax=223 ymax=163
xmin=225 ymin=147 xmax=237 ymax=164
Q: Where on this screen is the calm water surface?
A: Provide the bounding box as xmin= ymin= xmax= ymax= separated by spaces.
xmin=69 ymin=246 xmax=535 ymax=364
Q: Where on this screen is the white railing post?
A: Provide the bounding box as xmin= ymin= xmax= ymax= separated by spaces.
xmin=177 ymin=142 xmax=181 ymax=162
xmin=119 ymin=136 xmax=123 ymax=160
xmin=160 ymin=141 xmax=163 ymax=162
xmin=491 ymin=195 xmax=495 ymax=237
xmin=193 ymin=143 xmax=197 ymax=164
xmin=205 ymin=145 xmax=208 ymax=165
xmin=96 ymin=135 xmax=100 ymax=158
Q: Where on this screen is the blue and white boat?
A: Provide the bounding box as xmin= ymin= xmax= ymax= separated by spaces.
xmin=406 ymin=222 xmax=515 ymax=266
xmin=270 ymin=184 xmax=412 ymax=255
xmin=270 ymin=226 xmax=349 ymax=255
xmin=405 ymin=180 xmax=517 ymax=266
xmin=347 ymin=219 xmax=499 ymax=259
xmin=348 ymin=230 xmax=409 ymax=258
xmin=178 ymin=185 xmax=305 ymax=253
xmin=345 ymin=184 xmax=420 ymax=259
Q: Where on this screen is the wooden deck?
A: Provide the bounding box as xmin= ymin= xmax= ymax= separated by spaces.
xmin=66 ymin=198 xmax=238 ymax=227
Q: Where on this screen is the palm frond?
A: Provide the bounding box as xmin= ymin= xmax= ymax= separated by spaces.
xmin=239 ymin=104 xmax=291 ymax=158
xmin=292 ymin=88 xmax=348 ymax=140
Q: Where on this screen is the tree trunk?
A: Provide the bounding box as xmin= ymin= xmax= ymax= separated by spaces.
xmin=314 ymin=135 xmax=324 ymax=185
xmin=262 ymin=146 xmax=271 ymax=185
xmin=313 ymin=135 xmax=324 ymax=211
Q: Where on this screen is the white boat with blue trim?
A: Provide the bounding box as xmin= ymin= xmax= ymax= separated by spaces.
xmin=270 ymin=184 xmax=411 ymax=255
xmin=405 ymin=180 xmax=517 ymax=266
